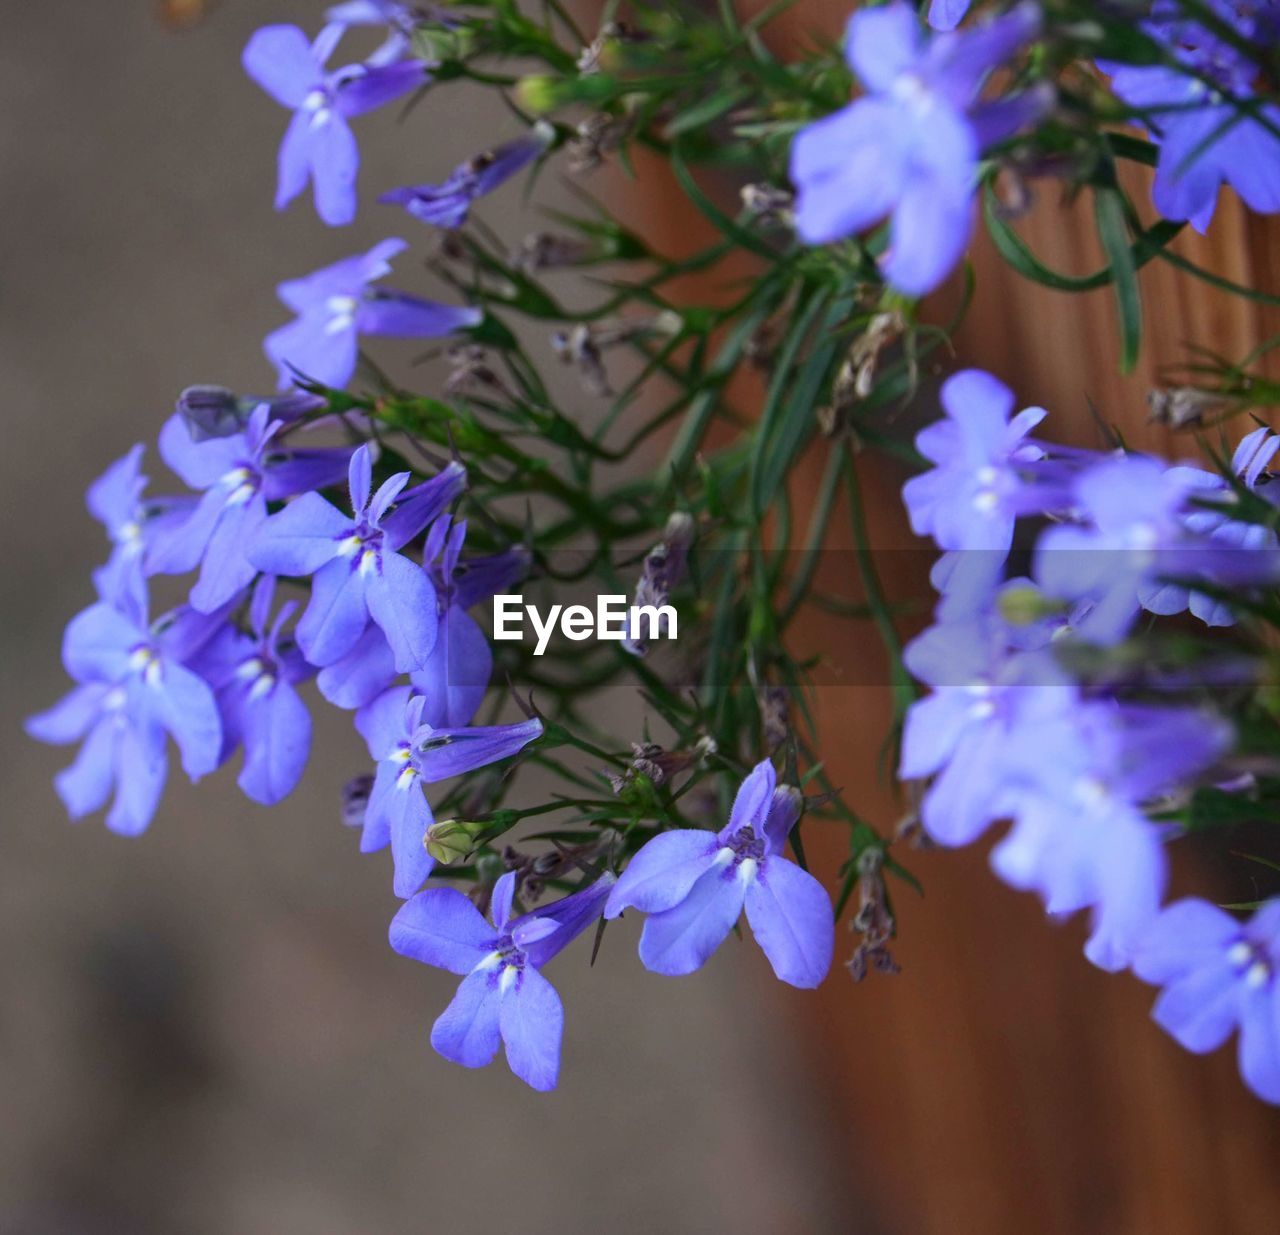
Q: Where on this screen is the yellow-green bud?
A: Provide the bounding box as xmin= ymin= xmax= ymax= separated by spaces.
xmin=425 ymin=818 xmax=489 ymax=865
xmin=516 ymin=75 xmax=561 ymax=115
xmin=998 ymin=583 xmax=1064 ymax=627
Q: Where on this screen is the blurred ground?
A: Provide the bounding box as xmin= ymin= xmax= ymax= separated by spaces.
xmin=0 ymin=4 xmax=857 ymax=1232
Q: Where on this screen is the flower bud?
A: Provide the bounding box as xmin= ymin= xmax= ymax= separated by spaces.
xmin=425 ymin=818 xmax=492 ymax=865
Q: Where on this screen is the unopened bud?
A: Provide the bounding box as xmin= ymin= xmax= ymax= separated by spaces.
xmin=425 ymin=818 xmax=486 ymax=865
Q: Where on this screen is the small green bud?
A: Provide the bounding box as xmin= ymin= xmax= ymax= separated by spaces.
xmin=516 ymin=75 xmax=562 ymax=114
xmin=998 ymin=584 xmax=1064 ymax=627
xmin=425 ymin=816 xmax=509 ymax=865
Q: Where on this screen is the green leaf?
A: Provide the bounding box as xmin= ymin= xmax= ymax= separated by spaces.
xmin=981 ymin=180 xmax=1181 ymax=293
xmin=665 ymin=84 xmax=750 ymax=138
xmin=750 ymin=289 xmax=857 ymax=515
xmin=1094 ymin=185 xmax=1143 ymax=372
xmin=1187 ymin=785 xmax=1274 ymax=832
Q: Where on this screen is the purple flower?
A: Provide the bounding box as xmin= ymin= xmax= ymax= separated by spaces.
xmin=900 ymin=599 xmax=1077 ymax=847
xmin=1133 ymin=898 xmax=1280 ymax=1103
xmin=187 ymin=576 xmax=313 ymax=805
xmin=604 ymin=760 xmax=834 ymax=987
xmin=316 ymin=514 xmax=523 ymax=714
xmin=148 ymin=405 xmax=356 ymax=613
xmin=1035 ymin=454 xmax=1280 ymax=644
xmin=1104 ymin=2 xmax=1280 ymax=233
xmin=248 ymin=445 xmax=461 ymax=671
xmin=1152 ymin=428 xmax=1280 ymax=625
xmin=390 ymin=869 xmax=614 ymax=1090
xmin=380 ymin=123 xmax=554 ymax=229
xmin=928 ymin=0 xmax=972 ymax=31
xmin=243 ymin=23 xmax=428 ymax=225
xmin=789 ymin=2 xmax=1046 ymax=294
xmin=85 ymin=445 xmax=194 ymax=598
xmin=265 ymin=238 xmax=482 ymax=390
xmin=355 ymin=686 xmax=543 ymax=897
xmin=26 ymin=581 xmax=224 ymax=836
xmin=993 ymin=702 xmax=1231 ymax=970
xmin=902 ymin=369 xmax=1052 ymax=553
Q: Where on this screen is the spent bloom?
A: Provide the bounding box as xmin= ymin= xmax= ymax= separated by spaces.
xmin=188 ymin=576 xmax=313 ymax=806
xmin=265 ymin=238 xmax=481 ymax=390
xmin=149 ymin=405 xmax=355 ymax=613
xmin=1103 ymin=1 xmax=1280 ymax=233
xmin=790 ymin=2 xmax=1047 ymax=294
xmin=391 ymin=870 xmax=614 ymax=1090
xmin=605 ymin=760 xmax=834 ymax=987
xmin=243 ymin=22 xmax=428 ymax=225
xmin=1134 ymin=897 xmax=1280 ymax=1104
xmin=249 ymin=445 xmax=462 ymax=671
xmin=175 ymin=385 xmax=325 ymax=441
xmin=380 ymin=123 xmax=555 ymax=229
xmin=26 ymin=580 xmax=224 ymax=836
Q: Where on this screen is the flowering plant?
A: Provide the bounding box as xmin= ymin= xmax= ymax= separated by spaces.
xmin=28 ymin=0 xmax=1280 ymax=1098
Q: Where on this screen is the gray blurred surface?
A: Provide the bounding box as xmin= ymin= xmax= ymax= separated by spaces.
xmin=0 ymin=3 xmax=851 ymax=1232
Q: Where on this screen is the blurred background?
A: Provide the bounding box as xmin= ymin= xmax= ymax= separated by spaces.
xmin=2 ymin=2 xmax=1279 ymax=1233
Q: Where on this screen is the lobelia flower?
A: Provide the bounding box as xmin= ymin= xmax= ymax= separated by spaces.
xmin=1035 ymin=453 xmax=1280 ymax=644
xmin=148 ymin=405 xmax=356 ymax=613
xmin=85 ymin=445 xmax=195 ymax=598
xmin=1133 ymin=897 xmax=1280 ymax=1104
xmin=1152 ymin=427 xmax=1280 ymax=626
xmin=902 ymin=369 xmax=1058 ymax=554
xmin=248 ymin=445 xmax=462 ymax=671
xmin=992 ymin=702 xmax=1232 ymax=970
xmin=26 ymin=578 xmax=225 ymax=836
xmin=789 ymin=2 xmax=1047 ymax=294
xmin=316 ymin=515 xmax=524 ymax=713
xmin=355 ymin=686 xmax=543 ymax=897
xmin=380 ymin=123 xmax=555 ymax=229
xmin=899 ymin=592 xmax=1078 ymax=848
xmin=390 ymin=869 xmax=614 ymax=1090
xmin=264 ymin=238 xmax=482 ymax=390
xmin=187 ymin=576 xmax=313 ymax=805
xmin=604 ymin=760 xmax=834 ymax=987
xmin=1103 ymin=2 xmax=1280 ymax=233
xmin=242 ymin=22 xmax=428 ymax=226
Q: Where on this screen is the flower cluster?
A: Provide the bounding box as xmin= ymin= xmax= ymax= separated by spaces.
xmin=26 ymin=0 xmax=1280 ymax=1104
xmin=900 ymin=368 xmax=1280 ymax=1099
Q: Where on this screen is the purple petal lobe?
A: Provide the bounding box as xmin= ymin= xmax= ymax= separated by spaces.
xmin=390 ymin=886 xmax=495 ymax=974
xmin=638 ymin=867 xmax=746 ymax=976
xmin=500 ymin=967 xmax=563 ymax=1092
xmin=604 ymin=830 xmax=718 ymax=918
xmin=431 ymin=970 xmax=502 ymax=1068
xmin=744 ymin=857 xmax=834 ymax=988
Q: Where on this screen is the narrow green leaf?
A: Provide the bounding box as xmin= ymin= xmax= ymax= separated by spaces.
xmin=1094 ymin=185 xmax=1142 ymax=372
